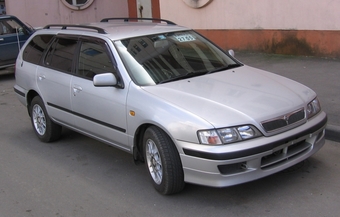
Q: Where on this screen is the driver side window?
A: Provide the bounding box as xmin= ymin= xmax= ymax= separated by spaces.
xmin=0 ymin=19 xmax=26 ymax=35
xmin=78 ymin=41 xmax=117 ymax=79
xmin=0 ymin=21 xmax=11 ymax=35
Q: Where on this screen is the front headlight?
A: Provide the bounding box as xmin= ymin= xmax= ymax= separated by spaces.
xmin=306 ymin=98 xmax=321 ymax=119
xmin=198 ymin=125 xmax=262 ymax=145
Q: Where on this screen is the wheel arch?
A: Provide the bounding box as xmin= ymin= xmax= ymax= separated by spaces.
xmin=133 ymin=123 xmax=151 ymax=162
xmin=26 ymin=90 xmax=40 ymax=116
xmin=133 ymin=123 xmax=181 ymax=163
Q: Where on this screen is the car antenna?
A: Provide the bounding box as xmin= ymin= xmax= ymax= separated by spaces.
xmin=16 ymin=27 xmax=21 ymax=51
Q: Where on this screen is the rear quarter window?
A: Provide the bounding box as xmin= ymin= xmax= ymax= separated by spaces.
xmin=23 ymin=34 xmax=54 ymax=64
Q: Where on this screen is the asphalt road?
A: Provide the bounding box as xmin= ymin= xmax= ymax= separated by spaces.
xmin=1 ymin=74 xmax=339 ymax=217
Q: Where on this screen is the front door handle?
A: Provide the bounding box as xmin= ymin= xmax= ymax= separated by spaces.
xmin=73 ymin=85 xmax=83 ymax=96
xmin=38 ymin=75 xmax=46 ymax=81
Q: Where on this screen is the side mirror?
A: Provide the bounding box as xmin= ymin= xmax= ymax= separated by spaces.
xmin=93 ymin=73 xmax=117 ymax=87
xmin=17 ymin=27 xmax=29 ymax=35
xmin=228 ymin=49 xmax=235 ymax=57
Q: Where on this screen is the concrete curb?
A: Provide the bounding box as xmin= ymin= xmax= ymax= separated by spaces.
xmin=325 ymin=124 xmax=340 ymax=142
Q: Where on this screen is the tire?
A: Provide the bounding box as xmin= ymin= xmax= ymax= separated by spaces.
xmin=30 ymin=96 xmax=62 ymax=142
xmin=143 ymin=126 xmax=185 ymax=195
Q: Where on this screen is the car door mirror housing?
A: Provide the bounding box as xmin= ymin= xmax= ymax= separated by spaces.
xmin=228 ymin=49 xmax=235 ymax=57
xmin=93 ymin=73 xmax=118 ymax=87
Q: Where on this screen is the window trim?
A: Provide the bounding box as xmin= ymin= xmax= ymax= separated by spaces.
xmin=43 ymin=36 xmax=79 ymax=74
xmin=76 ymin=36 xmax=125 ymax=89
xmin=60 ymin=0 xmax=94 ymax=10
xmin=22 ymin=34 xmax=55 ymax=65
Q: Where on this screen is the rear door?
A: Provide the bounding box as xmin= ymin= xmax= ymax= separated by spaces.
xmin=70 ymin=37 xmax=129 ymax=150
xmin=37 ymin=36 xmax=78 ymax=127
xmin=0 ymin=17 xmax=33 ymax=67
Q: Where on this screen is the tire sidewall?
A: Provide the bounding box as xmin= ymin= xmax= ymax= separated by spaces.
xmin=30 ymin=96 xmax=52 ymax=142
xmin=142 ymin=126 xmax=185 ymax=194
xmin=143 ymin=127 xmax=167 ymax=192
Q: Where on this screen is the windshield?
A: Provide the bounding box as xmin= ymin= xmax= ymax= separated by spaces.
xmin=115 ymin=30 xmax=240 ymax=86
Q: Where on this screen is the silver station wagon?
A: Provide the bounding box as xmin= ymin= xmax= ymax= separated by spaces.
xmin=14 ymin=18 xmax=327 ymax=194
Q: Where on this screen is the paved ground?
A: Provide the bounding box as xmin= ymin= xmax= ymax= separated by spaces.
xmin=236 ymin=52 xmax=340 ymax=142
xmin=0 ymin=66 xmax=14 ymax=76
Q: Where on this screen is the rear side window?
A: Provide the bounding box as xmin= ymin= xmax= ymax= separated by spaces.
xmin=23 ymin=35 xmax=54 ymax=64
xmin=44 ymin=37 xmax=78 ymax=73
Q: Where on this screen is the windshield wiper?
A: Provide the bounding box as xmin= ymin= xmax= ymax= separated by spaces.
xmin=205 ymin=64 xmax=241 ymax=74
xmin=158 ymin=71 xmax=206 ymax=84
xmin=158 ymin=64 xmax=241 ymax=84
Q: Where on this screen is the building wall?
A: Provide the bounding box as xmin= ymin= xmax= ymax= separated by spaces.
xmin=0 ymin=1 xmax=5 ymax=15
xmin=160 ymin=0 xmax=340 ymax=57
xmin=4 ymin=0 xmax=340 ymax=57
xmin=5 ymin=0 xmax=128 ymax=27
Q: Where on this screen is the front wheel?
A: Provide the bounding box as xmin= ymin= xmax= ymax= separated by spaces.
xmin=30 ymin=96 xmax=62 ymax=142
xmin=143 ymin=126 xmax=185 ymax=195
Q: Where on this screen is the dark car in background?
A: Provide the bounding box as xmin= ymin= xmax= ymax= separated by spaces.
xmin=0 ymin=15 xmax=34 ymax=72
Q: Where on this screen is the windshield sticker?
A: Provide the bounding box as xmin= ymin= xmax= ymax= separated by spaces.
xmin=173 ymin=34 xmax=196 ymax=42
xmin=157 ymin=35 xmax=166 ymax=40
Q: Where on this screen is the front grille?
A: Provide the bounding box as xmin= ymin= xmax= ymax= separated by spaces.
xmin=261 ymin=140 xmax=311 ymax=169
xmin=261 ymin=108 xmax=305 ymax=132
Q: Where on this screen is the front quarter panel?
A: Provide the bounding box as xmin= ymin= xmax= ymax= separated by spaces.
xmin=126 ymin=83 xmax=213 ymax=149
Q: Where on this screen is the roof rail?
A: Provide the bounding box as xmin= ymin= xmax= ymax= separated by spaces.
xmin=43 ymin=24 xmax=107 ymax=34
xmin=100 ymin=17 xmax=176 ymax=25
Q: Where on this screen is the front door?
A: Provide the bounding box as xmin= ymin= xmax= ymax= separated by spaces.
xmin=71 ymin=39 xmax=129 ymax=151
xmin=37 ymin=36 xmax=77 ymax=127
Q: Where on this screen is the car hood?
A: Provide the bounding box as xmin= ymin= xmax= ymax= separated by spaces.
xmin=142 ymin=65 xmax=316 ymax=128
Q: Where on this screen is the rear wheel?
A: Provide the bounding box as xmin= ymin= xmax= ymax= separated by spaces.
xmin=143 ymin=126 xmax=185 ymax=195
xmin=30 ymin=96 xmax=62 ymax=142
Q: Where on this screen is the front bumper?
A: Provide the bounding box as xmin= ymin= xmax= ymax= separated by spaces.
xmin=178 ymin=111 xmax=327 ymax=187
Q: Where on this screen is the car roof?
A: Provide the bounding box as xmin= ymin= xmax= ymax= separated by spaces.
xmin=41 ymin=18 xmax=190 ymax=41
